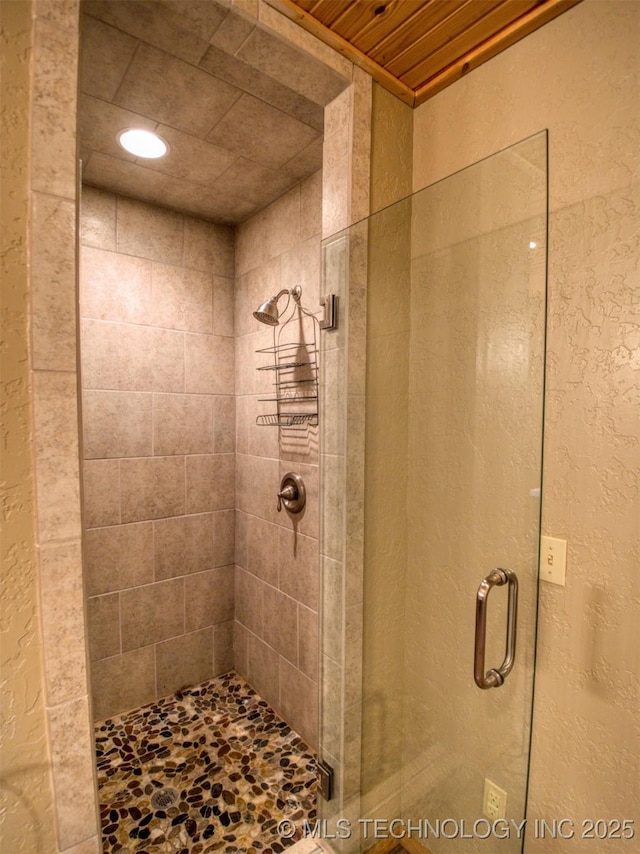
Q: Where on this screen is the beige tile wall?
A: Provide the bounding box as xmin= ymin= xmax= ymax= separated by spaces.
xmin=233 ymin=171 xmax=323 ymax=749
xmin=1 ymin=3 xmax=58 ymax=851
xmin=317 ymin=67 xmax=372 ymax=851
xmin=3 ymin=1 xmax=352 ymax=849
xmin=80 ymin=187 xmax=236 ymax=720
xmin=5 ymin=0 xmax=103 ymax=849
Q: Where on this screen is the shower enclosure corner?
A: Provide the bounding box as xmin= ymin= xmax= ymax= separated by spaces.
xmin=319 ymin=131 xmax=548 ymax=854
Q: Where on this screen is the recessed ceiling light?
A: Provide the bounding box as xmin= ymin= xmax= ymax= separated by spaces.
xmin=118 ymin=129 xmax=168 ymax=159
xmin=529 ymin=241 xmax=538 ymax=249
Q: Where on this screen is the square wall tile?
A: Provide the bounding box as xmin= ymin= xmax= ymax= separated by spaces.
xmin=87 ymin=593 xmax=120 ymax=661
xmin=47 ymin=697 xmax=98 ymax=850
xmin=280 ymin=460 xmax=318 ymax=539
xmin=185 ymin=333 xmax=234 ymax=395
xmin=120 ymin=577 xmax=184 ymax=651
xmin=234 ymin=567 xmax=264 ymax=637
xmin=235 ymin=511 xmax=248 ymax=570
xmin=153 ymin=393 xmax=214 ymax=456
xmin=151 ymin=262 xmax=214 ymax=334
xmin=213 ymin=620 xmax=234 ymax=674
xmin=246 ymin=515 xmax=279 ymax=586
xmin=280 ymin=236 xmax=321 ymax=311
xmin=213 ymin=276 xmax=234 ymax=338
xmin=80 ymin=186 xmax=116 ymax=250
xmin=80 ymin=245 xmax=152 ymax=324
xmin=120 ymin=456 xmax=185 ymax=523
xmin=183 ymin=217 xmax=234 ymax=277
xmin=31 ymin=192 xmax=77 ymax=371
xmin=39 ymin=541 xmax=87 ymax=706
xmin=299 ymin=170 xmax=322 ymax=242
xmin=33 ymin=371 xmax=82 ymax=542
xmin=213 ymin=509 xmax=235 ymax=567
xmin=91 ymin=646 xmax=156 ymax=721
xmin=298 ymin=604 xmax=319 ymax=682
xmin=321 ymin=654 xmax=342 ymax=760
xmin=185 ymin=566 xmax=234 ymax=632
xmin=246 ymin=633 xmax=279 ymax=709
xmin=82 ymin=390 xmax=152 ymax=459
xmin=235 ymin=258 xmax=280 ymax=339
xmin=118 ymin=325 xmax=185 ymax=393
xmin=235 ymin=455 xmax=280 ymax=524
xmin=83 ymin=458 xmax=120 ymax=529
xmin=263 ymin=586 xmax=297 ymax=665
xmin=79 ymin=318 xmax=119 ymax=390
xmin=279 ymin=658 xmax=318 ymax=749
xmin=115 ymin=323 xmax=158 ymax=392
xmin=84 ymin=522 xmax=153 ymax=595
xmin=156 ymin=628 xmax=213 ymax=697
xmin=154 ymin=513 xmax=215 ymax=580
xmin=213 ymin=396 xmax=235 ymax=454
xmin=115 ymin=195 xmax=184 ymax=264
xmin=31 ymin=102 xmax=77 ymax=199
xmin=264 ymin=184 xmax=301 ymax=262
xmin=321 ymin=555 xmax=343 ymax=663
xmin=32 ymin=15 xmax=78 ymax=112
xmin=234 ymin=620 xmax=249 ymax=678
xmin=151 ymin=327 xmax=186 ymax=392
xmin=185 ymin=454 xmax=235 ymax=513
xmin=279 ymin=528 xmax=319 ymax=611
xmin=248 ymin=398 xmax=280 ymax=460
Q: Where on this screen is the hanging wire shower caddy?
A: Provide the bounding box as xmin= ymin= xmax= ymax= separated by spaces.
xmin=255 ymin=292 xmax=319 ymax=428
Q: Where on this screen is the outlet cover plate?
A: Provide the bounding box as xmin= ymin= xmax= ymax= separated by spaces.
xmin=483 ymin=778 xmax=507 ymax=820
xmin=540 ymin=535 xmax=567 ymax=586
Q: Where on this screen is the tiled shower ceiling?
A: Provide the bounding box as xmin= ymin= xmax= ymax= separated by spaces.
xmin=79 ymin=0 xmax=347 ymax=224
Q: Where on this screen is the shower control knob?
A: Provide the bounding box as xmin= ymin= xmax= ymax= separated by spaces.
xmin=277 ymin=485 xmax=296 ymax=511
xmin=277 ymin=472 xmax=306 ymax=514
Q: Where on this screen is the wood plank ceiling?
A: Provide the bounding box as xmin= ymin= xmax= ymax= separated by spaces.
xmin=268 ymin=0 xmax=582 ymax=106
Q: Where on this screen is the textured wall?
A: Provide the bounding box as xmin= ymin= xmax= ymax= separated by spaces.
xmin=0 ymin=2 xmax=57 ymax=850
xmin=412 ymin=0 xmax=639 ymax=845
xmin=2 ymin=0 xmax=102 ymax=850
xmin=234 ymin=171 xmax=323 ymax=748
xmin=80 ymin=187 xmax=236 ymax=720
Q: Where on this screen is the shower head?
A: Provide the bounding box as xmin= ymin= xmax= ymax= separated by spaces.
xmin=253 ymin=296 xmax=280 ymax=325
xmin=253 ymin=286 xmax=301 ymax=326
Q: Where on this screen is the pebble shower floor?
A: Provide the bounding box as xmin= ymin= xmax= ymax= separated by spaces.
xmin=95 ymin=672 xmax=317 ymax=853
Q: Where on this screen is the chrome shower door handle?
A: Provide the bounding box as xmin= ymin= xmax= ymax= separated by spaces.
xmin=474 ymin=568 xmax=518 ymax=689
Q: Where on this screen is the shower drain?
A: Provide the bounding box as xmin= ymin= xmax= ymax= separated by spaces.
xmin=150 ymin=787 xmax=180 ymax=810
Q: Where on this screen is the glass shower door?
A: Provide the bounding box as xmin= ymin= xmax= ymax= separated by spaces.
xmin=320 ymin=131 xmax=548 ymax=853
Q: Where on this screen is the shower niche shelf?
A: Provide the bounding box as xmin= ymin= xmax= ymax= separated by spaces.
xmin=255 ymin=324 xmax=319 ymax=429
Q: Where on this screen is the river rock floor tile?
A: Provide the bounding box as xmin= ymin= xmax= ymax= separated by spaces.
xmin=95 ymin=672 xmax=317 ymax=853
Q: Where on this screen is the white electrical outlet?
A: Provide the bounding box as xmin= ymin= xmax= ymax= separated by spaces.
xmin=540 ymin=535 xmax=567 ymax=586
xmin=483 ymin=779 xmax=507 ymax=820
